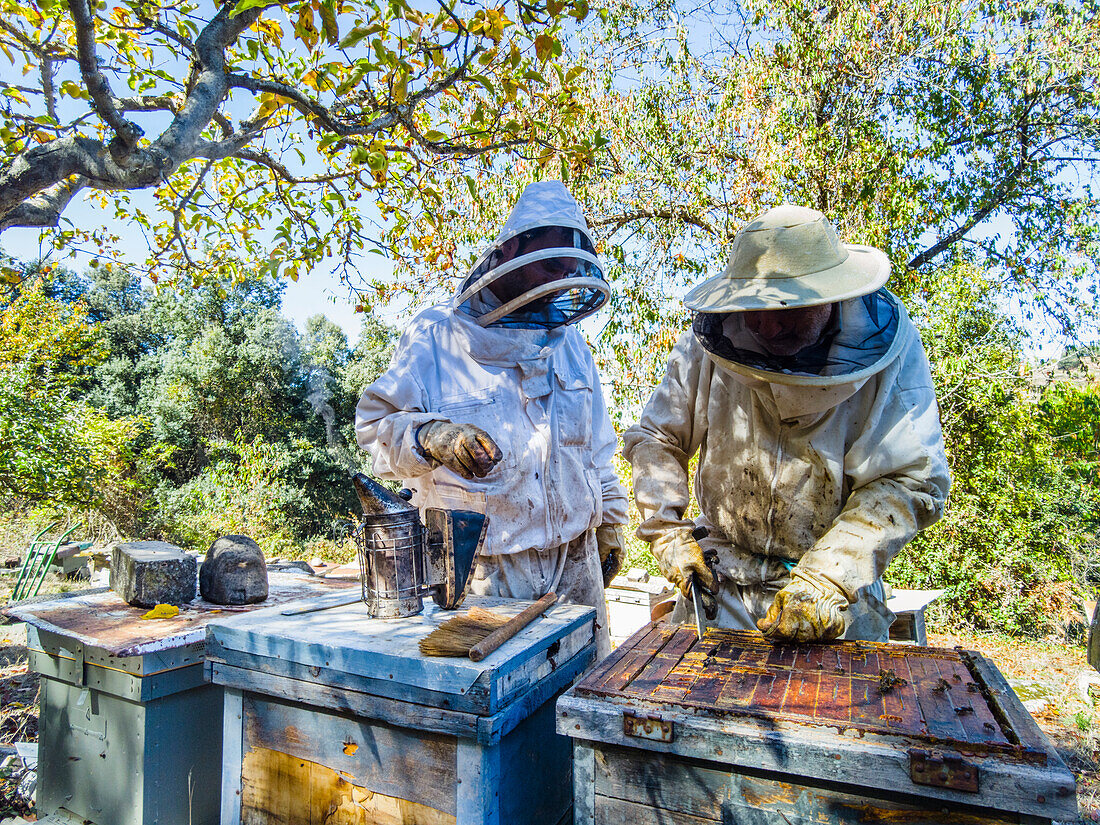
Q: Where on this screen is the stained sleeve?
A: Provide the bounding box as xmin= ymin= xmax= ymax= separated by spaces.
xmin=354 ymin=329 xmax=448 ymax=480
xmin=622 ymin=332 xmax=709 ymax=544
xmin=797 ymin=335 xmax=951 ymax=598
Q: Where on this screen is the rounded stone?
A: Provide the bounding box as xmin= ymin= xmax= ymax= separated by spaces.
xmin=200 ymin=535 xmax=269 ymax=605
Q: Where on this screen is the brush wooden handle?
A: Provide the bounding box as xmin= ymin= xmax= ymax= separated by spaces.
xmin=468 ymin=592 xmax=558 ymax=662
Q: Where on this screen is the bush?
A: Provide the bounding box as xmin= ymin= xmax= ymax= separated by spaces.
xmin=155 ymin=434 xmax=360 ymax=555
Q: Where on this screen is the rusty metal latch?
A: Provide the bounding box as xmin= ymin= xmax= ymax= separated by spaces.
xmin=623 ymin=711 xmax=673 ymax=742
xmin=908 ymin=748 xmax=979 ymax=792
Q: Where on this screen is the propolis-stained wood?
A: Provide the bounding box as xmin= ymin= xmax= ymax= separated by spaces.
xmin=241 ymin=746 xmax=455 ymax=825
xmin=556 ymin=623 xmax=1077 ymax=825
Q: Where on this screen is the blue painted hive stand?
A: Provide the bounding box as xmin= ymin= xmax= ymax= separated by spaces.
xmin=205 ymin=594 xmax=596 ymax=825
xmin=5 ymin=572 xmax=357 ymax=825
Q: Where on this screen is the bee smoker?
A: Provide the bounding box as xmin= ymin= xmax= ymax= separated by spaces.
xmin=351 ymin=473 xmax=487 ymax=619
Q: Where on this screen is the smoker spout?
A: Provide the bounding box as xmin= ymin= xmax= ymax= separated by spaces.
xmin=352 ymin=472 xmax=417 ymax=516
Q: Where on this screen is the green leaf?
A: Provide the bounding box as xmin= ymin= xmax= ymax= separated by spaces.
xmin=229 ymin=0 xmax=279 ymax=18
xmin=318 ymin=2 xmax=339 ymax=45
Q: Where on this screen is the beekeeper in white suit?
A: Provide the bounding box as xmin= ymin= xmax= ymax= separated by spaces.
xmin=624 ymin=205 xmax=951 ymax=643
xmin=356 ymin=181 xmax=628 ymax=657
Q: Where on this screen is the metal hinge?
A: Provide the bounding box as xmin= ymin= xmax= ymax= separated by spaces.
xmin=623 ymin=711 xmax=674 ymax=743
xmin=908 ymin=748 xmax=979 ymax=792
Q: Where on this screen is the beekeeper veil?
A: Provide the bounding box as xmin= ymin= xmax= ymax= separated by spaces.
xmin=454 ymin=181 xmax=610 ymax=329
xmin=682 ymin=205 xmax=903 ymax=386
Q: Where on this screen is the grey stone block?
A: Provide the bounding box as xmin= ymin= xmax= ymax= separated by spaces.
xmin=200 ymin=535 xmax=269 ymax=605
xmin=110 ymin=541 xmax=197 ymax=607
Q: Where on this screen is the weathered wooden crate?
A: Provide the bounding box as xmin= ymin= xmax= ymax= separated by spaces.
xmin=606 ymin=571 xmax=673 ymax=645
xmin=5 ymin=573 xmax=355 ymax=825
xmin=557 ymin=623 xmax=1078 ymax=825
xmin=206 ymin=594 xmax=596 ymax=825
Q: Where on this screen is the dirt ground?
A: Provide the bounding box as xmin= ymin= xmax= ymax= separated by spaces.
xmin=1 ymin=573 xmax=1098 ymax=821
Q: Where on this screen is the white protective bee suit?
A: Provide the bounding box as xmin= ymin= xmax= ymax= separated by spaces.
xmin=623 ymin=206 xmax=951 ymax=642
xmin=356 ymin=182 xmax=627 ymax=657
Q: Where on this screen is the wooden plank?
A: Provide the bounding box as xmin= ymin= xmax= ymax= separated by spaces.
xmin=222 ymin=687 xmax=245 ymax=825
xmin=575 ymin=622 xmax=656 ymax=689
xmin=620 ymin=632 xmax=694 ymax=699
xmin=900 ymin=651 xmax=969 ymax=741
xmin=848 ymin=672 xmax=886 ymax=727
xmin=478 ymin=644 xmax=594 ymax=744
xmin=211 ymin=662 xmax=481 ymax=739
xmin=207 ymin=643 xmax=495 ymax=716
xmin=207 ymin=597 xmax=592 ymax=707
xmin=497 ymin=698 xmax=574 ymax=825
xmin=243 ymin=693 xmax=458 ymax=816
xmin=812 ymin=673 xmax=852 ymax=724
xmin=587 ymin=624 xmax=670 ymax=693
xmin=907 ymin=653 xmax=1009 ymax=747
xmin=592 ymin=744 xmax=1028 ymax=825
xmin=456 ymin=740 xmax=500 ymax=824
xmin=876 ymin=652 xmax=924 ymax=734
xmin=240 ymin=747 xmax=455 ymax=825
xmin=595 ymin=795 xmax=716 ymax=825
xmin=572 ymin=742 xmax=595 ymax=825
xmin=966 ymin=651 xmax=1063 ymax=761
xmin=557 ymin=693 xmax=1077 ymax=820
xmin=492 ymin=620 xmax=593 ymax=711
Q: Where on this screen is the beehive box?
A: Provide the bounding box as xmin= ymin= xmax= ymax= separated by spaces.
xmin=6 ymin=573 xmax=355 ymax=825
xmin=557 ymin=623 xmax=1077 ymax=825
xmin=606 ymin=571 xmax=673 ymax=645
xmin=206 ymin=594 xmax=596 ymax=825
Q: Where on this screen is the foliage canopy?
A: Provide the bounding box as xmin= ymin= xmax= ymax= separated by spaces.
xmin=0 ymin=0 xmax=594 ymax=290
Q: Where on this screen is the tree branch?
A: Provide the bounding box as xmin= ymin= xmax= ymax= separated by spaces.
xmin=0 ymin=176 xmax=87 ymax=231
xmin=68 ymin=0 xmax=144 ymax=162
xmin=907 ymin=148 xmax=1039 ymax=270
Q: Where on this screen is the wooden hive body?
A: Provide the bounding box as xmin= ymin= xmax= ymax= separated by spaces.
xmin=557 ymin=623 xmax=1077 ymax=825
xmin=6 ymin=573 xmax=355 ymax=825
xmin=208 ymin=594 xmax=596 ymax=825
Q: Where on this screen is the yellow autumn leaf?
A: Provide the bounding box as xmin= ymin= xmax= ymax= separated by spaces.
xmin=141 ymin=604 xmax=180 ymax=620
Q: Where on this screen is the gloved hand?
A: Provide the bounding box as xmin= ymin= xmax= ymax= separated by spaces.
xmin=595 ymin=524 xmax=625 ymax=588
xmin=757 ymin=567 xmax=850 ymax=643
xmin=651 ymin=527 xmax=718 ymax=609
xmin=415 ymin=421 xmax=502 ymax=479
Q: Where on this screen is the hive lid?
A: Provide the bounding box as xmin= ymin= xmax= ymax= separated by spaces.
xmin=560 ymin=623 xmax=1077 ymax=820
xmin=6 ymin=573 xmax=357 ymax=657
xmin=206 ymin=595 xmax=595 ymax=715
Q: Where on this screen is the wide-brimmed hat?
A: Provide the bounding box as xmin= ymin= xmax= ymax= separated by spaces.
xmin=683 ymin=205 xmax=890 ymax=313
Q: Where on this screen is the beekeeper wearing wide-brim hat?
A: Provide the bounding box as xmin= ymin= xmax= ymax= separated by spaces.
xmin=356 ymin=181 xmax=628 ymax=658
xmin=624 ymin=205 xmax=951 ymax=643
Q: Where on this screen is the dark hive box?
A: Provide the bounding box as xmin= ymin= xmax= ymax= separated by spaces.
xmin=557 ymin=623 xmax=1077 ymax=825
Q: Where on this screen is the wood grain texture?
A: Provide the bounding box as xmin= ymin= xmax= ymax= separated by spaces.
xmin=560 ymin=624 xmax=1077 ymax=821
xmin=243 ymin=693 xmax=458 ymax=815
xmin=594 ymin=795 xmax=714 ymax=825
xmin=557 ymin=692 xmax=1076 ymax=820
xmin=572 ymin=742 xmax=595 ymax=825
xmin=591 ymin=744 xmax=1034 ymax=825
xmin=206 ymin=595 xmax=594 ymax=715
xmin=240 ymin=747 xmax=455 ymax=825
xmin=222 ymin=688 xmax=245 ymax=825
xmin=213 ymin=660 xmax=482 ymax=739
xmin=456 ymin=739 xmax=500 ymax=824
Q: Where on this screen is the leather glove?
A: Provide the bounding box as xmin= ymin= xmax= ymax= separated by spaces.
xmin=758 ymin=567 xmax=850 ymax=643
xmin=595 ymin=524 xmax=625 ymax=588
xmin=651 ymin=527 xmax=718 ymax=609
xmin=415 ymin=421 xmax=502 ymax=479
